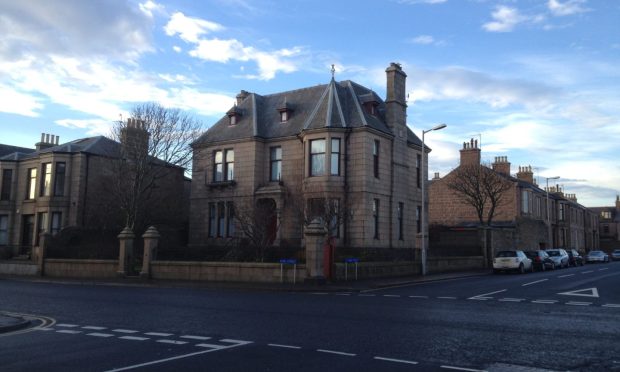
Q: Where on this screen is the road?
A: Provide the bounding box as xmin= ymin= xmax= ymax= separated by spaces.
xmin=1 ymin=262 xmax=620 ymax=371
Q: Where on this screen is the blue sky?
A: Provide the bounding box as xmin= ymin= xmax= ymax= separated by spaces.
xmin=0 ymin=0 xmax=618 ymax=207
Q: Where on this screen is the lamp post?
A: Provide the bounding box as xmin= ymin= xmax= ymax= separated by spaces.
xmin=421 ymin=123 xmax=447 ymax=276
xmin=545 ymin=176 xmax=560 ymax=249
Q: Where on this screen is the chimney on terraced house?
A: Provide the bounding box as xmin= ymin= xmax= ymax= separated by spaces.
xmin=492 ymin=156 xmax=511 ymax=176
xmin=459 ymin=138 xmax=480 ymax=167
xmin=36 ymin=133 xmax=59 ymax=151
xmin=516 ymin=165 xmax=534 ymax=184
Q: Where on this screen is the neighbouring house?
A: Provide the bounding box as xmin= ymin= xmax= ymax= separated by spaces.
xmin=429 ymin=139 xmax=599 ymax=254
xmin=589 ymin=196 xmax=620 ymax=252
xmin=189 ymin=63 xmax=428 ymax=252
xmin=0 ymin=121 xmax=189 ymax=259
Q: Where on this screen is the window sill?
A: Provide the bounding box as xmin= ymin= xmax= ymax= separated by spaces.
xmin=207 ymin=180 xmax=236 ymax=189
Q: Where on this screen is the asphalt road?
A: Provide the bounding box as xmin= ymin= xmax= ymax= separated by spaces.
xmin=1 ymin=261 xmax=619 ymax=372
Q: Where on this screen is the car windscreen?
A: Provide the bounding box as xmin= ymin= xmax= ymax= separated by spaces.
xmin=496 ymin=251 xmax=517 ymax=257
xmin=589 ymin=251 xmax=602 ymax=256
xmin=524 ymin=251 xmax=537 ymax=258
xmin=547 ymin=251 xmax=560 ymax=256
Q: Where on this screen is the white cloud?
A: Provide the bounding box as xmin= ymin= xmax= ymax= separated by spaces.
xmin=398 ymin=0 xmax=447 ymax=4
xmin=548 ymin=0 xmax=589 ymax=16
xmin=164 ymin=12 xmax=224 ymax=43
xmin=410 ymin=35 xmax=435 ymax=44
xmin=172 ymin=46 xmax=182 ymax=53
xmin=483 ymin=6 xmax=526 ymax=32
xmin=0 ymin=84 xmax=43 ymax=117
xmin=139 ymin=1 xmax=165 ymax=18
xmin=55 ymin=118 xmax=115 ymax=136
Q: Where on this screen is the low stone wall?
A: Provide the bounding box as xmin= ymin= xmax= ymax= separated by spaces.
xmin=44 ymin=259 xmax=118 ymax=279
xmin=0 ymin=261 xmax=38 ymax=276
xmin=151 ymin=261 xmax=306 ymax=283
xmin=334 ymin=261 xmax=419 ymax=280
xmin=427 ymin=256 xmax=485 ymax=274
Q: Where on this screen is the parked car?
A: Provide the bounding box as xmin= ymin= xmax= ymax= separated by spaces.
xmin=493 ymin=250 xmax=533 ymax=274
xmin=586 ymin=250 xmax=609 ymax=263
xmin=525 ymin=250 xmax=555 ymax=271
xmin=611 ymin=249 xmax=620 ymax=261
xmin=566 ymin=249 xmax=585 ymax=267
xmin=545 ymin=249 xmax=570 ymax=269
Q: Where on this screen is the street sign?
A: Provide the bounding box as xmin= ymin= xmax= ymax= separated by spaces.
xmin=345 ymin=258 xmax=359 ymax=263
xmin=279 ymin=259 xmax=297 ymax=265
xmin=558 ymin=287 xmax=599 ymax=298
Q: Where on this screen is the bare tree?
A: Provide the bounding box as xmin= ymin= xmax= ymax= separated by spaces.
xmin=233 ymin=198 xmax=279 ymax=262
xmin=447 ymin=163 xmax=513 ymax=226
xmin=109 ymin=102 xmax=203 ymax=231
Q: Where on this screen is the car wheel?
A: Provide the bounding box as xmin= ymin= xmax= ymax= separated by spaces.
xmin=541 ymin=263 xmax=546 ymax=271
xmin=551 ymin=263 xmax=556 ymax=270
xmin=518 ymin=263 xmax=525 ymax=274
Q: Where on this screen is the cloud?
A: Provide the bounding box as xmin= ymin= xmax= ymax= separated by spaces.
xmin=482 ymin=6 xmax=545 ymax=32
xmin=547 ymin=0 xmax=589 ymax=16
xmin=139 ymin=0 xmax=166 ymax=18
xmin=0 ymin=84 xmax=43 ymax=117
xmin=55 ymin=118 xmax=114 ymax=136
xmin=164 ymin=12 xmax=224 ymax=43
xmin=408 ymin=35 xmax=445 ymax=46
xmin=398 ymin=0 xmax=447 ymax=4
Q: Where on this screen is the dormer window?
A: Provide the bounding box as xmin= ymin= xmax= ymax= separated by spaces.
xmin=227 ymin=105 xmax=242 ymax=126
xmin=280 ymin=110 xmax=288 ymax=122
xmin=229 ymin=115 xmax=237 ymax=125
xmin=277 ymin=98 xmax=292 ymax=123
xmin=360 ymin=92 xmax=379 ymax=116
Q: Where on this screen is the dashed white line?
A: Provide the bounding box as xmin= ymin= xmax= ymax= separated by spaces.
xmin=317 ymin=349 xmax=356 ymax=357
xmin=119 ymin=336 xmax=150 ymax=341
xmin=82 ymin=326 xmax=106 ymax=330
xmin=87 ymin=333 xmax=115 ymax=338
xmin=312 ymin=292 xmax=329 ymax=295
xmin=531 ymin=300 xmax=558 ymax=304
xmin=36 ymin=327 xmax=54 ymax=331
xmin=581 ymin=271 xmax=593 ymax=274
xmin=374 ymin=356 xmax=418 ymax=365
xmin=220 ymin=339 xmax=253 ymax=345
xmin=113 ymin=329 xmax=139 ymax=334
xmin=358 ymin=294 xmax=376 ymax=297
xmin=180 ymin=335 xmax=211 ymax=341
xmin=145 ymin=332 xmax=173 ymax=337
xmin=437 ymin=296 xmax=457 ymax=300
xmin=196 ymin=343 xmax=227 ymax=350
xmin=498 ymin=298 xmax=525 ymax=302
xmin=56 ymin=324 xmax=79 ymax=328
xmin=598 ymin=268 xmax=609 ymax=271
xmin=56 ymin=330 xmax=82 ymax=334
xmin=268 ymin=343 xmax=302 ymax=349
xmin=522 ymin=279 xmax=548 ymax=286
xmin=336 ymin=293 xmax=351 ymax=296
xmin=602 ymin=304 xmax=620 ymax=308
xmin=558 ymin=274 xmax=574 ymax=278
xmin=156 ymin=339 xmax=188 ymax=345
xmin=441 ymin=365 xmax=486 ymax=372
xmin=383 ymin=295 xmax=401 ymax=298
xmin=467 ymin=289 xmax=506 ymax=300
xmin=566 ymin=301 xmax=592 ymax=306
xmin=409 ymin=295 xmax=429 ymax=299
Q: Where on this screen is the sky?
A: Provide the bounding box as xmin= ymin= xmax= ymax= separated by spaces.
xmin=0 ymin=0 xmax=618 ymax=207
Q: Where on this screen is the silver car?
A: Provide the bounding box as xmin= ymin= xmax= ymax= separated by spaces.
xmin=611 ymin=249 xmax=620 ymax=261
xmin=545 ymin=249 xmax=570 ymax=269
xmin=493 ymin=250 xmax=533 ymax=274
xmin=586 ymin=250 xmax=609 ymax=263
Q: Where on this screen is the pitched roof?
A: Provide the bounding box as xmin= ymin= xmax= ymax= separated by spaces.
xmin=0 ymin=144 xmax=35 ymax=159
xmin=193 ymin=79 xmax=423 ymax=147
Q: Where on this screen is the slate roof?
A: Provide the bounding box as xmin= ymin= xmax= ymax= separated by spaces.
xmin=194 ymin=78 xmax=424 ymax=148
xmin=0 ymin=136 xmax=121 ymax=161
xmin=0 ymin=144 xmax=35 ymax=159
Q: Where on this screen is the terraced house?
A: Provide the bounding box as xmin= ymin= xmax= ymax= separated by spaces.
xmin=189 ymin=63 xmax=428 ymax=251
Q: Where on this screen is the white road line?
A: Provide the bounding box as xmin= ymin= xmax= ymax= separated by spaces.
xmin=113 ymin=329 xmax=139 ymax=334
xmin=36 ymin=328 xmax=55 ymax=331
xmin=312 ymin=293 xmax=329 ymax=295
xmin=56 ymin=330 xmax=82 ymax=334
xmin=558 ymin=274 xmax=574 ymax=278
xmin=602 ymin=304 xmax=620 ymax=308
xmin=598 ymin=268 xmax=609 ymax=271
xmin=532 ymin=300 xmax=558 ymax=304
xmin=196 ymin=343 xmax=227 ymax=349
xmin=437 ymin=296 xmax=457 ymax=300
xmin=56 ymin=324 xmax=79 ymax=328
xmin=468 ymin=289 xmax=506 ymax=300
xmin=374 ymin=356 xmax=418 ymax=365
xmin=498 ymin=298 xmax=525 ymax=302
xmin=581 ymin=271 xmax=593 ymax=274
xmin=383 ymin=295 xmax=401 ymax=298
xmin=468 ymin=297 xmax=489 ymax=301
xmin=105 ymin=341 xmax=249 ymax=371
xmin=358 ymin=294 xmax=376 ymax=297
xmin=87 ymin=333 xmax=115 ymax=338
xmin=157 ymin=340 xmax=188 ymax=345
xmin=336 ymin=293 xmax=351 ymax=296
xmin=522 ymin=279 xmax=548 ymax=286
xmin=220 ymin=339 xmax=253 ymax=345
xmin=441 ymin=365 xmax=486 ymax=372
xmin=119 ymin=336 xmax=150 ymax=341
xmin=409 ymin=295 xmax=429 ymax=299
xmin=268 ymin=343 xmax=302 ymax=349
xmin=145 ymin=332 xmax=173 ymax=337
xmin=317 ymin=349 xmax=356 ymax=357
xmin=566 ymin=302 xmax=592 ymax=306
xmin=82 ymin=326 xmax=106 ymax=330
xmin=180 ymin=335 xmax=211 ymax=341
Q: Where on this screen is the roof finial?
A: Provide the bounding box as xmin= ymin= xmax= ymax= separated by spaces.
xmin=331 ymin=64 xmax=336 ymax=80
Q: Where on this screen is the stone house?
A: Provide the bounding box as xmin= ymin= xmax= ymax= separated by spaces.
xmin=589 ymin=197 xmax=619 ymax=252
xmin=0 ymin=121 xmax=188 ymax=258
xmin=429 ymin=139 xmax=598 ymax=253
xmin=189 ymin=63 xmax=428 ymax=251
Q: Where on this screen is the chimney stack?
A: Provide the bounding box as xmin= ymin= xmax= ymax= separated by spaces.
xmin=36 ymin=132 xmax=59 ymax=151
xmin=459 ymin=138 xmax=481 ymax=166
xmin=516 ymin=165 xmax=534 ymax=184
xmin=492 ymin=156 xmax=511 ymax=176
xmin=121 ymin=117 xmax=150 ymax=158
xmin=433 ymin=172 xmax=440 ymax=180
xmin=236 ymin=90 xmax=250 ymax=106
xmin=385 ymin=62 xmax=407 ymax=130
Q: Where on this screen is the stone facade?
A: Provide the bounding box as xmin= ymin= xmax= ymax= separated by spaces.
xmin=189 ymin=63 xmax=427 ymax=251
xmin=589 ymin=196 xmax=620 ymax=252
xmin=429 ymin=140 xmax=599 ymax=253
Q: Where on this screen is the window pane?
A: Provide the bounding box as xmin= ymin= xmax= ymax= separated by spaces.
xmin=227 ymin=163 xmax=234 ymax=180
xmin=215 ymin=151 xmax=222 ymax=163
xmin=1 ymin=169 xmax=12 ymax=200
xmin=215 ymin=164 xmax=223 ymax=181
xmin=331 ymin=138 xmax=340 ymax=153
xmin=0 ymin=215 xmax=7 ymax=245
xmin=311 ymin=139 xmax=325 ymax=153
xmin=208 ymin=204 xmax=216 ymax=237
xmin=271 ymin=147 xmax=282 ymax=160
xmin=330 ymin=154 xmax=339 ymax=176
xmin=311 ymin=154 xmax=325 ymax=176
xmin=54 ymin=163 xmax=65 ymax=196
xmin=271 ymin=161 xmax=281 ymax=181
xmin=41 ymin=163 xmax=52 ymax=196
xmin=226 ymin=150 xmax=234 ymax=162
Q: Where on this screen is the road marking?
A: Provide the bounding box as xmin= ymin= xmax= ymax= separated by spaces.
xmin=268 ymin=343 xmax=302 ymax=349
xmin=602 ymin=304 xmax=620 ymax=308
xmin=522 ymin=279 xmax=548 ymax=286
xmin=598 ymin=268 xmax=609 ymax=271
xmin=119 ymin=336 xmax=150 ymax=341
xmin=558 ymin=287 xmax=599 ymax=298
xmin=36 ymin=327 xmax=55 ymax=331
xmin=87 ymin=333 xmax=115 ymax=338
xmin=498 ymin=298 xmax=525 ymax=302
xmin=440 ymin=365 xmax=486 ymax=371
xmin=437 ymin=296 xmax=457 ymax=300
xmin=384 ymin=295 xmax=401 ymax=298
xmin=145 ymin=332 xmax=173 ymax=337
xmin=468 ymin=289 xmax=506 ymax=300
xmin=157 ymin=339 xmax=188 ymax=345
xmin=358 ymin=294 xmax=376 ymax=297
xmin=581 ymin=271 xmax=593 ymax=274
xmin=113 ymin=329 xmax=139 ymax=334
xmin=180 ymin=335 xmax=211 ymax=340
xmin=312 ymin=292 xmax=329 ymax=295
xmin=468 ymin=297 xmax=489 ymax=301
xmin=56 ymin=323 xmax=79 ymax=328
xmin=336 ymin=293 xmax=351 ymax=296
xmin=196 ymin=343 xmax=227 ymax=349
xmin=532 ymin=300 xmax=558 ymax=304
xmin=558 ymin=274 xmax=574 ymax=278
xmin=409 ymin=295 xmax=429 ymax=299
xmin=374 ymin=356 xmax=418 ymax=365
xmin=56 ymin=330 xmax=82 ymax=334
xmin=317 ymin=349 xmax=356 ymax=357
xmin=82 ymin=326 xmax=107 ymax=330
xmin=566 ymin=302 xmax=591 ymax=306
xmin=220 ymin=339 xmax=253 ymax=345
xmin=105 ymin=340 xmax=250 ymax=371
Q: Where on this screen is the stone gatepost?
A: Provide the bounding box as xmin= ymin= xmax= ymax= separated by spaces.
xmin=304 ymin=218 xmax=326 ymax=284
xmin=117 ymin=227 xmax=135 ymax=277
xmin=35 ymin=232 xmax=51 ymax=276
xmin=140 ymin=226 xmax=160 ymax=279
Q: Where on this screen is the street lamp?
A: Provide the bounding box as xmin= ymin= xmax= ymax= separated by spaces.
xmin=545 ymin=176 xmax=560 ymax=249
xmin=421 ymin=123 xmax=447 ymax=276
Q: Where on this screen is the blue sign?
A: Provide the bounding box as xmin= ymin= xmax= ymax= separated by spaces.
xmin=279 ymin=259 xmax=297 ymax=265
xmin=345 ymin=258 xmax=359 ymax=263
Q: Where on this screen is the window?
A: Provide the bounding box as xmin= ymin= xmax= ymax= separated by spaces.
xmin=310 ymin=139 xmax=326 ymax=176
xmin=559 ymin=203 xmax=565 ymax=221
xmin=416 ymin=154 xmax=421 ymax=188
xmin=225 ymin=150 xmax=234 ymax=180
xmin=229 ymin=115 xmax=237 ymax=126
xmin=603 ymin=225 xmax=609 ymax=234
xmin=213 ymin=150 xmax=236 ymax=182
xmin=208 ymin=203 xmax=216 ymax=237
xmin=280 ymin=111 xmax=288 ymax=122
xmin=373 ymin=140 xmax=379 ymax=178
xmin=416 ymin=205 xmax=422 ymax=233
xmin=398 ymin=202 xmax=404 ymax=240
xmin=53 ymin=162 xmax=66 ymax=196
xmin=1 ymin=169 xmax=12 ymax=201
xmin=26 ymin=168 xmax=37 ymax=200
xmin=601 ymin=211 xmax=611 ymax=219
xmin=270 ymin=147 xmax=282 ymax=181
xmin=40 ymin=163 xmax=52 ymax=196
xmin=331 ymin=138 xmax=340 ymax=176
xmin=226 ymin=202 xmax=235 ymax=237
xmin=521 ymin=190 xmax=530 ymax=213
xmin=51 ymin=212 xmax=62 ymax=235
xmin=218 ymin=202 xmax=225 ymax=237
xmin=0 ymin=215 xmax=7 ymax=245
xmin=373 ymin=199 xmax=379 ymax=239
xmin=36 ymin=212 xmax=48 ymax=245
xmin=329 ymin=199 xmax=340 ymax=238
